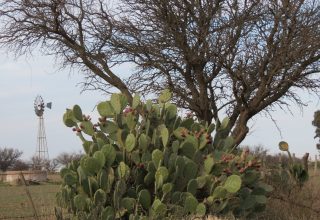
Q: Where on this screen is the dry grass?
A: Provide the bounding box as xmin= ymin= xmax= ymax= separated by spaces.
xmin=254 ymin=172 xmax=320 ymax=220
xmin=0 ymin=174 xmax=61 ymax=220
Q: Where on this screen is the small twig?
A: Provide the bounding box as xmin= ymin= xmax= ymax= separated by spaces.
xmin=19 ymin=172 xmax=39 ymax=220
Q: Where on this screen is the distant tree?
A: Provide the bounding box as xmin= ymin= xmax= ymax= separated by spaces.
xmin=0 ymin=0 xmax=319 ymax=145
xmin=0 ymin=147 xmax=23 ymax=171
xmin=312 ymin=110 xmax=320 ymax=150
xmin=10 ymin=159 xmax=29 ymax=171
xmin=45 ymin=159 xmax=60 ymax=172
xmin=55 ymin=151 xmax=83 ymax=167
xmin=30 ymin=156 xmax=59 ymax=172
xmin=30 ymin=156 xmax=43 ymax=170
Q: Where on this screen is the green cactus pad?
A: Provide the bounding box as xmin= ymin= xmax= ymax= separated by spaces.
xmin=118 ymin=162 xmax=130 ymax=179
xmin=93 ymin=150 xmax=105 ymax=168
xmin=125 ymin=133 xmax=136 ymax=152
xmin=101 ymin=206 xmax=115 ymax=220
xmin=243 ymin=170 xmax=260 ymax=185
xmin=89 ymin=143 xmax=99 ymax=155
xmin=180 ymin=118 xmax=194 ymax=129
xmin=103 ymin=121 xmax=118 ymax=134
xmin=88 ymin=177 xmax=99 ymax=197
xmin=184 ymin=195 xmax=198 ymax=214
xmin=63 ymin=109 xmax=77 ymax=127
xmin=80 ymin=121 xmax=95 ymax=136
xmin=219 ymin=117 xmax=230 ymax=130
xmin=138 ymin=134 xmax=148 ymax=151
xmin=77 ymin=166 xmax=87 ymax=181
xmin=171 ymin=191 xmax=182 ymax=204
xmin=81 ymin=156 xmax=101 ymax=175
xmin=72 ymin=105 xmax=83 ymax=121
xmin=97 ymin=101 xmax=114 ymax=117
xmin=160 ymin=125 xmax=169 ymax=147
xmin=212 ymin=186 xmax=227 ymax=199
xmin=94 ymin=189 xmax=106 ymax=205
xmin=141 ymin=152 xmax=152 ymax=163
xmin=152 ymin=199 xmax=167 ymax=216
xmin=199 ymin=133 xmax=208 ymax=150
xmin=106 ymin=168 xmax=115 ymax=193
xmin=155 ymin=166 xmax=169 ymax=189
xmin=204 ymin=156 xmax=214 ymax=174
xmin=196 ymin=175 xmax=208 ymax=189
xmin=60 ymin=167 xmax=71 ymax=178
xmin=183 ymin=161 xmax=198 ymax=180
xmin=207 ymin=123 xmax=216 ymax=134
xmin=152 ymin=149 xmax=163 ymax=169
xmin=187 ymin=179 xmax=198 ymax=195
xmin=173 ymin=127 xmax=187 ymax=140
xmin=241 ymin=195 xmax=256 ymax=210
xmin=125 ymin=113 xmax=136 ymax=130
xmin=130 ymin=150 xmax=141 ymax=165
xmin=110 ymin=93 xmax=126 ymax=114
xmin=174 ymin=156 xmax=185 ymax=178
xmin=101 ymin=144 xmax=116 ymax=167
xmin=99 ymin=169 xmax=108 ymax=191
xmin=222 ymin=136 xmax=235 ymax=150
xmin=121 ymin=197 xmax=136 ymax=213
xmin=138 ymin=189 xmax=151 ymax=210
xmin=132 ymin=94 xmax=141 ymax=109
xmin=82 ymin=141 xmax=92 ymax=154
xmin=63 ymin=172 xmax=78 ymax=186
xmin=196 ymin=203 xmax=206 ymax=216
xmin=162 ymin=183 xmax=173 ymax=194
xmin=74 ymin=194 xmax=87 ymax=211
xmin=180 ymin=141 xmax=196 ymax=159
xmin=165 ymin=104 xmax=177 ymax=120
xmin=172 ymin=140 xmax=180 ymax=153
xmin=158 ymin=89 xmax=172 ymax=103
xmin=224 ymin=175 xmax=242 ymax=193
xmin=255 ymin=195 xmax=267 ymax=204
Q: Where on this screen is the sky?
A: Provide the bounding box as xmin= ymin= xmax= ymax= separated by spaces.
xmin=0 ymin=50 xmax=319 ymax=161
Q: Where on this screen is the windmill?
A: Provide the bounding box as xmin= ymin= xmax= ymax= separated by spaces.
xmin=34 ymin=95 xmax=52 ymax=169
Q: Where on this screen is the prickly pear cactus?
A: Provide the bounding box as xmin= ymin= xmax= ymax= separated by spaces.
xmin=278 ymin=141 xmax=309 ymax=186
xmin=56 ymin=90 xmax=271 ymax=219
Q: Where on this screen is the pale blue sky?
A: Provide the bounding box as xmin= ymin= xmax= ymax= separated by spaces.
xmin=0 ymin=51 xmax=319 ymax=160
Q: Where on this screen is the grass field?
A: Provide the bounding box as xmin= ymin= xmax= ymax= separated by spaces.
xmin=256 ymin=172 xmax=320 ymax=220
xmin=0 ymin=174 xmax=61 ymax=220
xmin=0 ymin=184 xmax=59 ymax=220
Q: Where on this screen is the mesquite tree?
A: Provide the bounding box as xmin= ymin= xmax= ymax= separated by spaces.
xmin=0 ymin=0 xmax=319 ymax=145
xmin=0 ymin=147 xmax=23 ymax=171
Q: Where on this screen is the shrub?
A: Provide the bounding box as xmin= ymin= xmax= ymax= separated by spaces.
xmin=56 ymin=90 xmax=271 ymax=219
xmin=0 ymin=147 xmax=23 ymax=171
xmin=55 ymin=151 xmax=83 ymax=167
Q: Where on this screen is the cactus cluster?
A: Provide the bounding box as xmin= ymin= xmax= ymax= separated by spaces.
xmin=56 ymin=90 xmax=271 ymax=219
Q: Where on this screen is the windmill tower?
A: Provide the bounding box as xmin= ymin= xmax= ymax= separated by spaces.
xmin=34 ymin=95 xmax=52 ymax=169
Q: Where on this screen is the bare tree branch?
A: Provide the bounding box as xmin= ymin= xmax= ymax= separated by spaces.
xmin=0 ymin=0 xmax=319 ymax=145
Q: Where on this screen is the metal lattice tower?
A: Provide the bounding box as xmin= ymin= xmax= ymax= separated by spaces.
xmin=34 ymin=95 xmax=52 ymax=168
xmin=36 ymin=115 xmax=49 ymax=162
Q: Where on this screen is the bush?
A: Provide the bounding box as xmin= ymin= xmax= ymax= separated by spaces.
xmin=56 ymin=91 xmax=271 ymax=219
xmin=0 ymin=147 xmax=23 ymax=171
xmin=55 ymin=151 xmax=83 ymax=167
